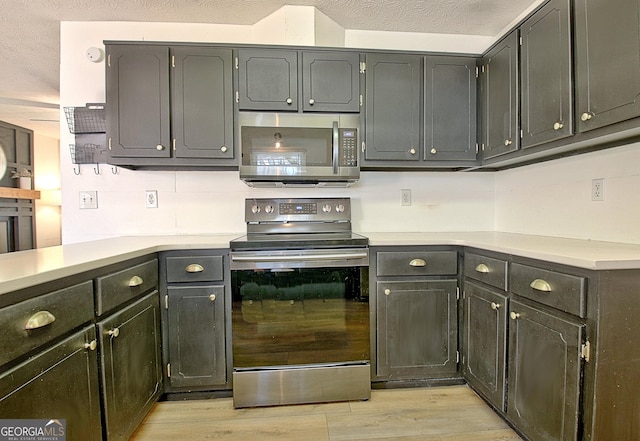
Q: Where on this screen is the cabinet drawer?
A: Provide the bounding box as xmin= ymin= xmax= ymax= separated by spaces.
xmin=464 ymin=253 xmax=508 ymax=290
xmin=0 ymin=281 xmax=94 ymax=367
xmin=510 ymin=263 xmax=586 ymax=317
xmin=166 ymin=255 xmax=224 ymax=283
xmin=96 ymin=259 xmax=158 ymax=316
xmin=377 ymin=251 xmax=457 ymax=276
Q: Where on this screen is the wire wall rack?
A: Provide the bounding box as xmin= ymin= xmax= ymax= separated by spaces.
xmin=63 ymin=104 xmax=106 ymax=134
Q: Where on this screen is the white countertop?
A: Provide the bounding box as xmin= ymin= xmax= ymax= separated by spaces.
xmin=2 ymin=231 xmax=640 ymax=296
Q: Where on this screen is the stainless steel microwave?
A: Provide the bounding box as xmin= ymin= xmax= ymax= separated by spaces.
xmin=238 ymin=113 xmax=360 ymax=187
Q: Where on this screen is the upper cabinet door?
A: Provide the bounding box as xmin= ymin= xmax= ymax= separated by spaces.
xmin=106 ymin=45 xmax=170 ymax=158
xmin=574 ymin=0 xmax=640 ymax=132
xmin=302 ymin=51 xmax=360 ymax=112
xmin=171 ymin=47 xmax=234 ymax=159
xmin=481 ymin=31 xmax=519 ymax=160
xmin=364 ymin=53 xmax=422 ymax=161
xmin=520 ymin=0 xmax=573 ymax=148
xmin=237 ymin=49 xmax=298 ymax=111
xmin=424 ymin=56 xmax=478 ymax=162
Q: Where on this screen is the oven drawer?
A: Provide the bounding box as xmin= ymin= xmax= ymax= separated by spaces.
xmin=464 ymin=253 xmax=508 ymax=291
xmin=166 ymin=255 xmax=224 ymax=283
xmin=95 ymin=259 xmax=158 ymax=316
xmin=0 ymin=281 xmax=94 ymax=367
xmin=510 ymin=263 xmax=586 ymax=317
xmin=377 ymin=251 xmax=457 ymax=276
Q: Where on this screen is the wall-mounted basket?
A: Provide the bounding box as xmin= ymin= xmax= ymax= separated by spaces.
xmin=63 ymin=103 xmax=106 ymax=134
xmin=70 ymin=143 xmax=107 ymax=164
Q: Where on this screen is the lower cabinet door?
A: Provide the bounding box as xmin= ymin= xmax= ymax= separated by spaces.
xmin=0 ymin=325 xmax=102 ymax=441
xmin=464 ymin=281 xmax=507 ymax=411
xmin=507 ymin=300 xmax=582 ymax=441
xmin=376 ymin=279 xmax=458 ymax=379
xmin=167 ymin=285 xmax=226 ymax=388
xmin=98 ymin=292 xmax=162 ymax=441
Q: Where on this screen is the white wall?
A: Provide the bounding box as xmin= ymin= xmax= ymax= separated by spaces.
xmin=495 ymin=142 xmax=640 ymax=244
xmin=59 ymin=16 xmax=495 ymax=244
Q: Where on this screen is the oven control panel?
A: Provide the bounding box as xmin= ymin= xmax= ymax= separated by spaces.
xmin=245 ymin=198 xmax=351 ymax=223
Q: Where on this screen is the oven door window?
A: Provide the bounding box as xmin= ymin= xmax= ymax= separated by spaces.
xmin=232 ymin=267 xmax=369 ymax=368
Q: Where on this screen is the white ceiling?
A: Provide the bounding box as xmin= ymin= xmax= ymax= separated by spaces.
xmin=0 ymin=0 xmax=539 ymax=140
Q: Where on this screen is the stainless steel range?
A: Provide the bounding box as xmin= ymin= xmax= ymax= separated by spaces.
xmin=230 ymin=197 xmax=370 ymax=408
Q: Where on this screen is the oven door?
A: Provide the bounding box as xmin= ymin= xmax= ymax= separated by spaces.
xmin=230 ymin=248 xmax=370 ymax=407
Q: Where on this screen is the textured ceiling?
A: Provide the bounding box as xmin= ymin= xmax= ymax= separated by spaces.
xmin=0 ymin=0 xmax=539 ymax=139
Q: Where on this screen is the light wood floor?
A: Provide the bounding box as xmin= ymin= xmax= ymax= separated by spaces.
xmin=131 ymin=385 xmax=524 ymax=441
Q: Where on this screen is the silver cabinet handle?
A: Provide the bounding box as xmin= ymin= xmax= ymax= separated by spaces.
xmin=25 ymin=310 xmax=56 ymax=330
xmin=309 ymin=98 xmax=315 ymax=105
xmin=108 ymin=328 xmax=120 ymax=338
xmin=128 ymin=275 xmax=144 ymax=287
xmin=553 ymin=122 xmax=564 ymax=130
xmin=220 ymin=146 xmax=228 ymax=153
xmin=384 ymin=288 xmax=391 ymax=296
xmin=510 ymin=311 xmax=520 ymax=320
xmin=581 ymin=112 xmax=593 ymax=121
xmin=185 ymin=264 xmax=204 ymax=273
xmin=209 ymin=294 xmax=216 ymax=302
xmin=491 ymin=302 xmax=501 ymax=310
xmin=286 ymin=98 xmax=293 ymax=104
xmin=84 ymin=340 xmax=98 ymax=351
xmin=156 ymin=144 xmax=164 ymax=151
xmin=475 ymin=263 xmax=490 ymax=273
xmin=530 ymin=279 xmax=552 ymax=292
xmin=409 ymin=258 xmax=426 ymax=267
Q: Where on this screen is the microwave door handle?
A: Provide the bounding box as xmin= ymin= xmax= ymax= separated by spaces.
xmin=332 ymin=121 xmax=339 ymax=175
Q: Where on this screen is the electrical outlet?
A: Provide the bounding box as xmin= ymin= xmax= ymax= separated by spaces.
xmin=79 ymin=191 xmax=98 ymax=209
xmin=592 ymin=178 xmax=604 ymax=201
xmin=401 ymin=189 xmax=411 ymax=206
xmin=146 ymin=190 xmax=158 ymax=208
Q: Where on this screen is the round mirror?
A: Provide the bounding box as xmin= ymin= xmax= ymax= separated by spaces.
xmin=0 ymin=143 xmax=7 ymax=180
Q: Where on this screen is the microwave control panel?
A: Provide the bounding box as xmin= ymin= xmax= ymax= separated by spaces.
xmin=340 ymin=129 xmax=358 ymax=166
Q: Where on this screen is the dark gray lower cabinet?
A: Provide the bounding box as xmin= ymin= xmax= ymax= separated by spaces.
xmin=464 ymin=281 xmax=507 ymax=411
xmin=0 ymin=325 xmax=102 ymax=441
xmin=167 ymin=285 xmax=226 ymax=388
xmin=507 ymin=299 xmax=582 ymax=441
xmin=98 ymin=292 xmax=162 ymax=441
xmin=376 ymin=280 xmax=458 ymax=379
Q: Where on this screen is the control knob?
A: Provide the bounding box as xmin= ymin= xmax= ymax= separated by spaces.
xmin=264 ymin=204 xmax=274 ymax=214
xmin=322 ymin=204 xmax=332 ymax=213
xmin=251 ymin=205 xmax=260 ymax=214
xmin=335 ymin=204 xmax=345 ymax=213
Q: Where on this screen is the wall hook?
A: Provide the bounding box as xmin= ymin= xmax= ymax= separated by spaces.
xmin=111 ymin=166 xmax=118 ymax=175
xmin=73 ymin=165 xmax=81 ymax=175
xmin=94 ymin=163 xmax=101 ymax=175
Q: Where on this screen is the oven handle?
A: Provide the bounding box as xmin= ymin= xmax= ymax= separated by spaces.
xmin=231 ymin=251 xmax=368 ymax=263
xmin=332 ymin=121 xmax=339 ymax=175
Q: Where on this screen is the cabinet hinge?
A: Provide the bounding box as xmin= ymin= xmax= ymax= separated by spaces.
xmin=481 ymin=143 xmax=485 ymax=151
xmin=361 ymin=141 xmax=366 ymax=153
xmin=172 ymin=139 xmax=176 ymax=151
xmin=235 ymin=56 xmax=239 ymax=70
xmin=107 ymin=54 xmax=111 ymax=67
xmin=519 ymin=36 xmax=523 ymax=46
xmin=171 ymin=55 xmax=175 ymax=68
xmin=475 ymin=143 xmax=479 ymax=154
xmin=520 ymin=129 xmax=524 ymax=139
xmin=235 ymin=91 xmax=239 ymax=103
xmin=481 ymin=65 xmax=485 ymax=73
xmin=360 ymin=61 xmax=366 ymax=74
xmin=164 ymin=295 xmax=169 ymax=310
xmin=462 ymin=290 xmax=466 ymax=300
xmin=456 ymin=351 xmax=460 ymax=363
xmin=456 ymin=287 xmax=460 ymax=300
xmin=108 ymin=138 xmax=112 ymax=150
xmin=360 ymin=94 xmax=363 ymax=107
xmin=581 ymin=340 xmax=591 ymax=362
xmin=167 ymin=363 xmax=171 ymax=377
xmin=475 ymin=66 xmax=479 ymax=78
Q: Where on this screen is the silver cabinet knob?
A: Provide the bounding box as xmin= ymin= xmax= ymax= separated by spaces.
xmin=384 ymin=288 xmax=391 ymax=296
xmin=581 ymin=112 xmax=593 ymax=121
xmin=156 ymin=144 xmax=164 ymax=151
xmin=430 ymin=148 xmax=437 ymax=154
xmin=286 ymin=98 xmax=293 ymax=105
xmin=490 ymin=302 xmax=501 ymax=310
xmin=108 ymin=328 xmax=120 ymax=338
xmin=553 ymin=122 xmax=564 ymax=130
xmin=220 ymin=146 xmax=228 ymax=153
xmin=504 ymin=139 xmax=513 ymax=146
xmin=84 ymin=340 xmax=98 ymax=351
xmin=510 ymin=311 xmax=520 ymax=320
xmin=209 ymin=294 xmax=216 ymax=302
xmin=309 ymin=98 xmax=315 ymax=105
xmin=409 ymin=148 xmax=416 ymax=155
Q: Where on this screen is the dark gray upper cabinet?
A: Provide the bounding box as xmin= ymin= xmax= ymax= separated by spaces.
xmin=171 ymin=47 xmax=234 ymax=159
xmin=364 ymin=53 xmax=423 ymax=162
xmin=481 ymin=31 xmax=519 ymax=160
xmin=507 ymin=299 xmax=582 ymax=441
xmin=574 ymin=0 xmax=640 ymax=132
xmin=106 ymin=45 xmax=170 ymax=158
xmin=301 ymin=51 xmax=360 ymax=112
xmin=237 ymin=49 xmax=360 ymax=113
xmin=106 ymin=44 xmax=235 ymax=166
xmin=424 ymin=56 xmax=478 ymax=162
xmin=237 ymin=49 xmax=298 ymax=111
xmin=520 ymin=0 xmax=573 ymax=148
